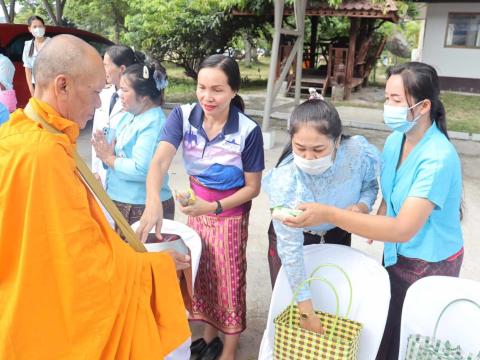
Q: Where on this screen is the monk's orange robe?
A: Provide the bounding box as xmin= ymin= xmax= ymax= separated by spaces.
xmin=0 ymin=98 xmax=190 ymax=359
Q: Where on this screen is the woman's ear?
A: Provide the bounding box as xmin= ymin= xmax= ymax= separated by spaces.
xmin=421 ymin=99 xmax=431 ymax=115
xmin=119 ymin=65 xmax=126 ymax=74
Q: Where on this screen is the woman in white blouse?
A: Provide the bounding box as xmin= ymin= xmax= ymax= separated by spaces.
xmin=22 ymin=15 xmax=50 ymax=96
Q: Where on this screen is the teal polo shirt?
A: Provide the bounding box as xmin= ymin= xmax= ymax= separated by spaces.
xmin=381 ymin=122 xmax=463 ymax=267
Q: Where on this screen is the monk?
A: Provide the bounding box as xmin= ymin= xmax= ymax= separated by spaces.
xmin=0 ymin=35 xmax=190 ymax=359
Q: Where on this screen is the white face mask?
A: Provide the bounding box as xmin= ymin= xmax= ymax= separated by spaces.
xmin=32 ymin=27 xmax=45 ymax=38
xmin=292 ymin=141 xmax=336 ymax=176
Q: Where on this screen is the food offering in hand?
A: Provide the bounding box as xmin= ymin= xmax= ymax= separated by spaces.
xmin=175 ymin=188 xmax=196 ymax=206
xmin=271 ymin=206 xmax=303 ymax=222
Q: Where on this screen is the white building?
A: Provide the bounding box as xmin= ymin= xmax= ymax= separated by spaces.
xmin=416 ymin=1 xmax=480 ymax=93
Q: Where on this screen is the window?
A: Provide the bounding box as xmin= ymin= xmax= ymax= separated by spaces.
xmin=445 ymin=13 xmax=480 ymax=48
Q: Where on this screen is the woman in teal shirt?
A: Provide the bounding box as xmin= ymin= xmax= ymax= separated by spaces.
xmin=93 ymin=62 xmax=173 ymax=224
xmin=284 ymin=62 xmax=463 ymax=359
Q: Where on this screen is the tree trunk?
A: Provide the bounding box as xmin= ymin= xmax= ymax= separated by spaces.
xmin=8 ymin=0 xmax=14 ymax=22
xmin=56 ymin=0 xmax=64 ymax=25
xmin=41 ymin=0 xmax=59 ymax=25
xmin=344 ymin=17 xmax=360 ymax=100
xmin=244 ymin=34 xmax=252 ymax=66
xmin=309 ymin=16 xmax=318 ymax=69
xmin=0 ymin=0 xmax=16 ymax=23
xmin=114 ymin=23 xmax=120 ymax=45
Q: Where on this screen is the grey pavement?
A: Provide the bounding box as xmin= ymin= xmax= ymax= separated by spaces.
xmin=78 ymin=107 xmax=480 ymax=359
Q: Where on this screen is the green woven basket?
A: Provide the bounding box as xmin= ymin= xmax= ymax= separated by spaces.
xmin=405 ymin=298 xmax=480 ymax=360
xmin=274 ymin=264 xmax=363 ymax=360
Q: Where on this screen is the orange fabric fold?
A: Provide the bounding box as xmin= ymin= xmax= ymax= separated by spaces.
xmin=0 ymin=99 xmax=190 ymax=359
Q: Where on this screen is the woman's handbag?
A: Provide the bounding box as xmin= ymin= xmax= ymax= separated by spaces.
xmin=274 ymin=264 xmax=363 ymax=360
xmin=405 ymin=298 xmax=480 ymax=360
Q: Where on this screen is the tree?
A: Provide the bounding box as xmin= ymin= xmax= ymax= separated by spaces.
xmin=64 ymin=0 xmax=129 ymax=43
xmin=0 ymin=0 xmax=16 ymax=23
xmin=125 ymin=0 xmax=273 ymax=79
xmin=41 ymin=0 xmax=66 ymax=25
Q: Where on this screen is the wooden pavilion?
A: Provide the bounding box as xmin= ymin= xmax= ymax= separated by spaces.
xmin=259 ymin=0 xmax=400 ymax=133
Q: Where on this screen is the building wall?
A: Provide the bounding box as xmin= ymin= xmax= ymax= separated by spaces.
xmin=422 ymin=2 xmax=480 ymax=83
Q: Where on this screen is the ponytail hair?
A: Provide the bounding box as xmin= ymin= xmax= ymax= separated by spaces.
xmin=386 ymin=61 xmax=450 ymax=140
xmin=231 ymin=94 xmax=245 ymax=113
xmin=387 ymin=61 xmax=465 ymax=219
xmin=199 ymin=54 xmax=245 ymax=112
xmin=27 ymin=15 xmax=45 ymax=58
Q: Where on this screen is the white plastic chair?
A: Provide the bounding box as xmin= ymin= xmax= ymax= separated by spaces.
xmin=399 ymin=276 xmax=480 ymax=360
xmin=258 ymin=244 xmax=391 ymax=360
xmin=131 ymin=219 xmax=202 ymax=289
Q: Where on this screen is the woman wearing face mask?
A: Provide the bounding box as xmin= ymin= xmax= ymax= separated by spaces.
xmin=284 ymin=62 xmax=464 ymax=359
xmin=92 ymin=62 xmax=174 ymax=226
xmin=22 ymin=15 xmax=50 ymax=96
xmin=91 ymin=45 xmax=142 ymax=188
xmin=262 ymin=96 xmax=380 ymax=334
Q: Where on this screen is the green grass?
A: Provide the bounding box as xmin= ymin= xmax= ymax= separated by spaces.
xmin=163 ymin=59 xmax=480 ymax=134
xmin=442 ymin=92 xmax=480 ymax=134
xmin=163 ymin=57 xmax=270 ymax=103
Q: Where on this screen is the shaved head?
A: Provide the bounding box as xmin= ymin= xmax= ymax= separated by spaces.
xmin=34 ymin=34 xmax=102 ymax=87
xmin=33 ymin=34 xmax=106 ymax=128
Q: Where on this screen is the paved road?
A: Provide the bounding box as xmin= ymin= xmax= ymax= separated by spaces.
xmin=78 ymin=120 xmax=480 ymax=360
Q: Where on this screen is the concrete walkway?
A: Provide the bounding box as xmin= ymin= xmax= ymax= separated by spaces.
xmin=240 ymin=93 xmax=477 ymax=142
xmin=78 ymin=110 xmax=480 ymax=359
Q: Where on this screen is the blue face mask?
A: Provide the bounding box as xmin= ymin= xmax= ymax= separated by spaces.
xmin=383 ymin=101 xmax=424 ymax=133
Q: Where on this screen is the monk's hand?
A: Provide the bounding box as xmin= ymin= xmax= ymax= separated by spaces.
xmin=283 ymin=203 xmax=330 ymax=228
xmin=165 ymin=250 xmax=191 ymax=271
xmin=92 ymin=130 xmax=115 ymax=164
xmin=179 ymin=197 xmax=216 ymax=217
xmin=137 ymin=197 xmax=163 ymax=243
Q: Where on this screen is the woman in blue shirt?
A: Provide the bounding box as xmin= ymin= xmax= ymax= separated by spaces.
xmin=92 ymin=62 xmax=173 ymax=225
xmin=263 ymin=97 xmax=381 ymax=334
xmin=284 ymin=62 xmax=464 ymax=359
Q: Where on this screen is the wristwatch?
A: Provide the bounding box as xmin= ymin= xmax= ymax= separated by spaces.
xmin=214 ymin=200 xmax=223 ymax=215
xmin=300 ymin=311 xmax=316 ymax=320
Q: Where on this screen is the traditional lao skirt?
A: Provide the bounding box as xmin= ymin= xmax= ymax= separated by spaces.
xmin=188 ymin=177 xmax=251 ymax=334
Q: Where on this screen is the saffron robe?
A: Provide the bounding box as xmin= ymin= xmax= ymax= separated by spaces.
xmin=0 ymin=98 xmax=190 ymax=359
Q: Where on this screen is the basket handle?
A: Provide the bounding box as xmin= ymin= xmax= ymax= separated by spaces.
xmin=309 ymin=263 xmax=353 ymax=318
xmin=288 ymin=276 xmax=340 ymax=342
xmin=433 ymin=298 xmax=480 ymax=339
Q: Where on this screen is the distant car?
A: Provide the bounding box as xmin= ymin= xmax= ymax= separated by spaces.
xmin=0 ymin=23 xmax=113 ymax=108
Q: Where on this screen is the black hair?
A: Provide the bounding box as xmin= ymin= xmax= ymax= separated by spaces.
xmin=198 ymin=54 xmax=245 ymax=112
xmin=386 ymin=62 xmax=449 ymax=140
xmin=104 ymin=45 xmax=144 ymax=68
xmin=387 ymin=61 xmax=464 ymax=220
xmin=122 ymin=63 xmax=166 ymax=106
xmin=276 ymin=99 xmax=348 ymax=166
xmin=27 ymin=15 xmax=45 ymax=58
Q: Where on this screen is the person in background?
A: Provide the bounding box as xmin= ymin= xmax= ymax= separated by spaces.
xmin=262 ymin=96 xmax=380 ymax=333
xmin=91 ymin=45 xmax=140 ymax=187
xmin=0 ymin=102 xmax=8 ymax=125
xmin=284 ymin=62 xmax=464 ymax=359
xmin=0 ymin=52 xmax=17 ymax=113
xmin=22 ymin=15 xmax=50 ymax=96
xmin=92 ymin=62 xmax=173 ymax=227
xmin=137 ymin=54 xmax=265 ymax=360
